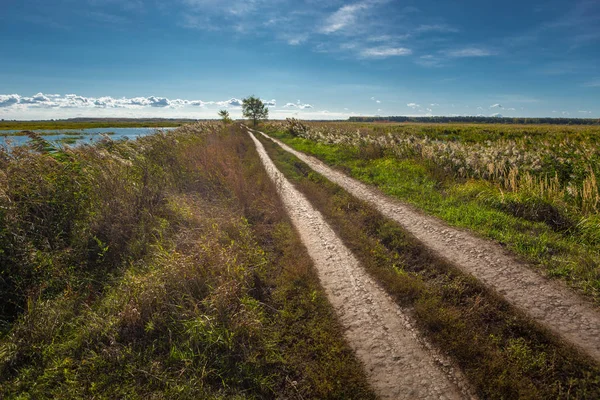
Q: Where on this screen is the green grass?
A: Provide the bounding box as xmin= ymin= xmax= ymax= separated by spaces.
xmin=0 ymin=124 xmax=375 ymax=399
xmin=257 ymin=132 xmax=600 ymax=399
xmin=264 ymin=126 xmax=600 ymax=303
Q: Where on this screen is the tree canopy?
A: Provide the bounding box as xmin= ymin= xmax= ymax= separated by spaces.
xmin=218 ymin=109 xmax=232 ymax=124
xmin=242 ymin=96 xmax=268 ymax=127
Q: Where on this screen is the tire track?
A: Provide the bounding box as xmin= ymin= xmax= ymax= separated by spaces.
xmin=247 ymin=131 xmax=471 ymax=399
xmin=250 ymin=127 xmax=600 ymax=364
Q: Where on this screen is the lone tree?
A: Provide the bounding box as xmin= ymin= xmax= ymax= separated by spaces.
xmin=242 ymin=95 xmax=268 ymax=127
xmin=218 ymin=109 xmax=232 ymax=125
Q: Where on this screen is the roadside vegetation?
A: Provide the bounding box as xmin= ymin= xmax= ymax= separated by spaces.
xmin=256 ymin=132 xmax=600 ymax=399
xmin=0 ymin=124 xmax=374 ymax=399
xmin=264 ymin=120 xmax=600 ymax=303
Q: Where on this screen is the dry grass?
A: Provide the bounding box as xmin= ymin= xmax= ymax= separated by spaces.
xmin=0 ymin=124 xmax=375 ymax=399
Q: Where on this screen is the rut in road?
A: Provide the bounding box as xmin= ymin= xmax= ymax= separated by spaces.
xmin=250 ymin=128 xmax=600 ymax=364
xmin=248 ymin=131 xmax=473 ymax=399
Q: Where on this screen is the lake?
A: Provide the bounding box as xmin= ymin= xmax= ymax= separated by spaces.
xmin=0 ymin=127 xmax=177 ymax=148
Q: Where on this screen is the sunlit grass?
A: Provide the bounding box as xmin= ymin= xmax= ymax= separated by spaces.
xmin=265 ymin=122 xmax=600 ymax=302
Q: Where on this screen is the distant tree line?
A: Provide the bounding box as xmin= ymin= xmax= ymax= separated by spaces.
xmin=348 ymin=116 xmax=600 ymax=125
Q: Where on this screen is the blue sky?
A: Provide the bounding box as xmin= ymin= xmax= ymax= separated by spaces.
xmin=0 ymin=0 xmax=599 ymax=120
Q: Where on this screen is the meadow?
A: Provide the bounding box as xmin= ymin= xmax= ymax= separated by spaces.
xmin=266 ymin=120 xmax=600 ymax=302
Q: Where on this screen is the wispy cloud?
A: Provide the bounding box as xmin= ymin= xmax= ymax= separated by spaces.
xmin=360 ymin=46 xmax=412 ymax=58
xmin=407 ymin=103 xmax=420 ymax=109
xmin=445 ymin=47 xmax=495 ymax=57
xmin=490 ymin=103 xmax=503 ymax=109
xmin=415 ymin=54 xmax=443 ymax=67
xmin=414 ymin=24 xmax=458 ymax=34
xmin=321 ymin=2 xmax=369 ymax=34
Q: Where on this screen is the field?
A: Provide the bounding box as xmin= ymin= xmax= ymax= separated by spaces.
xmin=1 ymin=120 xmax=600 ymax=399
xmin=268 ymin=120 xmax=600 ymax=302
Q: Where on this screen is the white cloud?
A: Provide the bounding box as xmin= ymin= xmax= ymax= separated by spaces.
xmin=490 ymin=103 xmax=503 ymax=108
xmin=322 ymin=3 xmax=369 ymax=34
xmin=562 ymin=111 xmax=570 ymax=116
xmin=407 ymin=103 xmax=420 ymax=109
xmin=283 ymin=102 xmax=313 ymax=109
xmin=490 ymin=113 xmax=503 ymax=117
xmin=148 ymin=96 xmax=171 ymax=107
xmin=445 ymin=47 xmax=495 ymax=57
xmin=0 ymin=94 xmax=21 ymax=108
xmin=360 ymin=46 xmax=412 ymax=58
xmin=506 ymin=107 xmax=516 ymax=111
xmin=0 ymin=93 xmax=274 ymax=113
xmin=578 ymin=110 xmax=592 ymax=114
xmin=430 ymin=103 xmax=439 ymax=106
xmin=216 ymin=98 xmax=243 ymax=107
xmin=367 ymin=34 xmax=393 ymax=42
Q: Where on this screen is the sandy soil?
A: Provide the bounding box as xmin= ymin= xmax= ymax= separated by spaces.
xmin=251 ymin=128 xmax=600 ymax=364
xmin=248 ymin=131 xmax=473 ymax=399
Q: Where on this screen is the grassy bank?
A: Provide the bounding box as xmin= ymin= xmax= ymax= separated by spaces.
xmin=0 ymin=124 xmax=374 ymax=399
xmin=257 ymin=132 xmax=600 ymax=399
xmin=264 ymin=121 xmax=600 ymax=303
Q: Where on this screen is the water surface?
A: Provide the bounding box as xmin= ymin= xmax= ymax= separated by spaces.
xmin=0 ymin=127 xmax=177 ymax=148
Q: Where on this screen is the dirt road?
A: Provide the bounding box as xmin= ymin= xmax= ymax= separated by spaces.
xmin=248 ymin=131 xmax=472 ymax=399
xmin=251 ymin=128 xmax=600 ymax=364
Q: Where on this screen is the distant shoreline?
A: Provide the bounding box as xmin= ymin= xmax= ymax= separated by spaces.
xmin=0 ymin=118 xmax=201 ymax=131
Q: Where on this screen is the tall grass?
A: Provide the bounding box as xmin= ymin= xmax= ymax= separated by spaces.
xmin=258 ymin=132 xmax=600 ymax=399
xmin=280 ymin=119 xmax=600 ymax=218
xmin=268 ymin=120 xmax=600 ymax=301
xmin=0 ymin=124 xmax=374 ymax=398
